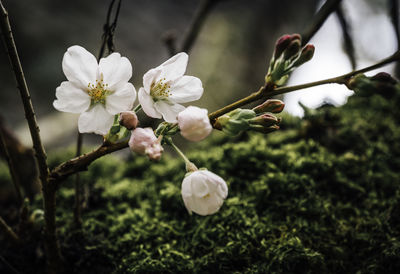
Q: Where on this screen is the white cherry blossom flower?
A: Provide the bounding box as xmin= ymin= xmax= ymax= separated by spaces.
xmin=138 ymin=52 xmax=203 ymax=123
xmin=177 ymin=106 xmax=212 ymax=142
xmin=53 ymin=45 xmax=136 ymax=135
xmin=181 ymin=170 xmax=228 ymax=216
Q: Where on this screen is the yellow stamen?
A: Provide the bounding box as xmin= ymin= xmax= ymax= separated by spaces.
xmin=150 ymin=78 xmax=171 ymax=100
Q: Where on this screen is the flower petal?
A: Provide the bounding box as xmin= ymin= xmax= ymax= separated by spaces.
xmin=53 ymin=81 xmax=91 ymax=113
xmin=62 ymin=45 xmax=98 ymax=88
xmin=169 ymin=76 xmax=203 ymax=103
xmin=98 ymin=53 xmax=132 ymax=90
xmin=158 ymin=52 xmax=188 ymax=81
xmin=143 ymin=68 xmax=162 ymax=93
xmin=138 ymin=88 xmax=162 ymax=119
xmin=105 ymin=83 xmax=136 ymax=115
xmin=154 ymin=101 xmax=185 ymax=123
xmin=78 ymin=104 xmax=114 ymax=135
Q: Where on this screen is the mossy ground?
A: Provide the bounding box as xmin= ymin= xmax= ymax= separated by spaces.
xmin=1 ymin=84 xmax=400 ymax=273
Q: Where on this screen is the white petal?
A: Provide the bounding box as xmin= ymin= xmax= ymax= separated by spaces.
xmin=169 ymin=76 xmax=203 ymax=103
xmin=53 ymin=81 xmax=91 ymax=113
xmin=99 ymin=53 xmax=132 ymax=90
xmin=78 ymin=104 xmax=114 ymax=135
xmin=158 ymin=52 xmax=188 ymax=81
xmin=138 ymin=88 xmax=162 ymax=119
xmin=143 ymin=68 xmax=162 ymax=93
xmin=62 ymin=45 xmax=98 ymax=88
xmin=154 ymin=101 xmax=185 ymax=123
xmin=105 ymin=83 xmax=137 ymax=115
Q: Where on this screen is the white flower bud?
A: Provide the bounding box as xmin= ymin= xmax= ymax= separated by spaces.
xmin=129 ymin=127 xmax=163 ymax=160
xmin=181 ymin=170 xmax=228 ymax=216
xmin=177 ymin=106 xmax=212 ymax=142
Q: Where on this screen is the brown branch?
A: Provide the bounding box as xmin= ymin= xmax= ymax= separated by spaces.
xmin=390 ymin=0 xmax=400 ymax=49
xmin=0 ymin=1 xmax=63 ymax=272
xmin=163 ymin=0 xmax=217 ymax=56
xmin=50 ymin=141 xmax=128 ymax=186
xmin=301 ymin=0 xmax=343 ymax=45
xmin=73 ymin=132 xmax=83 ymax=228
xmin=0 ymin=216 xmax=20 ymax=245
xmin=0 ymin=122 xmax=23 ymax=205
xmin=336 ymin=4 xmax=356 ymax=69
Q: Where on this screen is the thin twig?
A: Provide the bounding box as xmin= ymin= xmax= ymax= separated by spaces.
xmin=0 ymin=216 xmax=20 ymax=244
xmin=73 ymin=132 xmax=83 ymax=228
xmin=390 ymin=0 xmax=400 ymax=48
xmin=0 ymin=254 xmax=21 ymax=274
xmin=336 ymin=4 xmax=356 ymax=69
xmin=180 ymin=0 xmax=217 ymax=53
xmin=301 ymin=0 xmax=343 ymax=45
xmin=0 ymin=125 xmax=23 ymax=205
xmin=98 ymin=0 xmax=122 ymax=59
xmin=163 ymin=0 xmax=217 ymax=56
xmin=208 ymin=50 xmax=400 ymax=120
xmin=0 ymin=1 xmax=63 ymax=272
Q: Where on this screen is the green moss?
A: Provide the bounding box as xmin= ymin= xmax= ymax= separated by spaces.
xmin=2 ymin=82 xmax=400 ymax=273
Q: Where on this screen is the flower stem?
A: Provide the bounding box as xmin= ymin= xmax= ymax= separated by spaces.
xmin=169 ymin=141 xmax=198 ymax=172
xmin=134 ymin=104 xmax=142 ymax=113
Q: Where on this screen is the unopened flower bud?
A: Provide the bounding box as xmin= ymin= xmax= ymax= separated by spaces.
xmin=251 ymin=124 xmax=280 ymax=134
xmin=283 ymin=39 xmax=301 ymax=60
xmin=214 ymin=108 xmax=256 ymax=136
xmin=129 ymin=127 xmax=163 ymax=161
xmin=119 ymin=111 xmax=138 ymax=130
xmin=274 ymin=34 xmax=301 ymax=59
xmin=249 ymin=113 xmax=280 ymax=127
xmin=370 ymin=72 xmax=397 ymax=84
xmin=181 ymin=169 xmax=228 ymax=216
xmin=293 ymin=44 xmax=315 ymax=67
xmin=177 ymin=106 xmax=212 ymax=142
xmin=253 ymin=99 xmax=285 ymax=114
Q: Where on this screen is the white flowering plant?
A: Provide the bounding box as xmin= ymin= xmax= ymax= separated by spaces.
xmin=1 ymin=0 xmax=399 ymax=273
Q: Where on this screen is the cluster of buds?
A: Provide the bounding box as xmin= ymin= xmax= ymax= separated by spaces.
xmin=347 ymin=72 xmax=399 ymax=98
xmin=266 ymin=34 xmax=315 ymax=86
xmin=214 ymin=99 xmax=284 ymax=136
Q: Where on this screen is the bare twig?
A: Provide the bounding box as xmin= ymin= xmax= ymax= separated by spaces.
xmin=0 ymin=124 xmax=23 ymax=205
xmin=73 ymin=132 xmax=83 ymax=228
xmin=0 ymin=1 xmax=63 ymax=272
xmin=336 ymin=4 xmax=356 ymax=69
xmin=301 ymin=0 xmax=343 ymax=45
xmin=163 ymin=0 xmax=217 ymax=56
xmin=98 ymin=0 xmax=122 ymax=59
xmin=390 ymin=0 xmax=400 ymax=48
xmin=0 ymin=254 xmax=21 ymax=274
xmin=0 ymin=216 xmax=20 ymax=244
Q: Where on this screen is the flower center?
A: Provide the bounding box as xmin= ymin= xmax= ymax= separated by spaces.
xmin=87 ymin=77 xmax=109 ymax=105
xmin=150 ymin=78 xmax=171 ymax=100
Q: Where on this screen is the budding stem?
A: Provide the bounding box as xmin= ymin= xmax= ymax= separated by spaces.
xmin=133 ymin=104 xmax=142 ymax=113
xmin=169 ymin=141 xmax=198 ymax=172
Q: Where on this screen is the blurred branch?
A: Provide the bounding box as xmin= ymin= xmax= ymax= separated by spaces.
xmin=0 ymin=123 xmax=22 ymax=205
xmin=0 ymin=216 xmax=20 ymax=245
xmin=301 ymin=0 xmax=343 ymax=45
xmin=0 ymin=1 xmax=63 ymax=272
xmin=73 ymin=132 xmax=83 ymax=228
xmin=390 ymin=0 xmax=400 ymax=48
xmin=336 ymin=4 xmax=356 ymax=69
xmin=163 ymin=0 xmax=218 ymax=56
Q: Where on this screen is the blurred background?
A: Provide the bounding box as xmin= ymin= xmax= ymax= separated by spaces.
xmin=0 ymin=0 xmax=397 ymax=149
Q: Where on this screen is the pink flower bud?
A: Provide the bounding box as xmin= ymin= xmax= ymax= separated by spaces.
xmin=177 ymin=106 xmax=212 ymax=142
xmin=283 ymin=39 xmax=301 ymax=60
xmin=274 ymin=34 xmax=301 ymax=59
xmin=129 ymin=127 xmax=163 ymax=160
xmin=119 ymin=111 xmax=139 ymax=130
xmin=293 ymin=44 xmax=315 ymax=67
xmin=253 ymin=99 xmax=285 ymax=114
xmin=249 ymin=113 xmax=280 ymax=127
